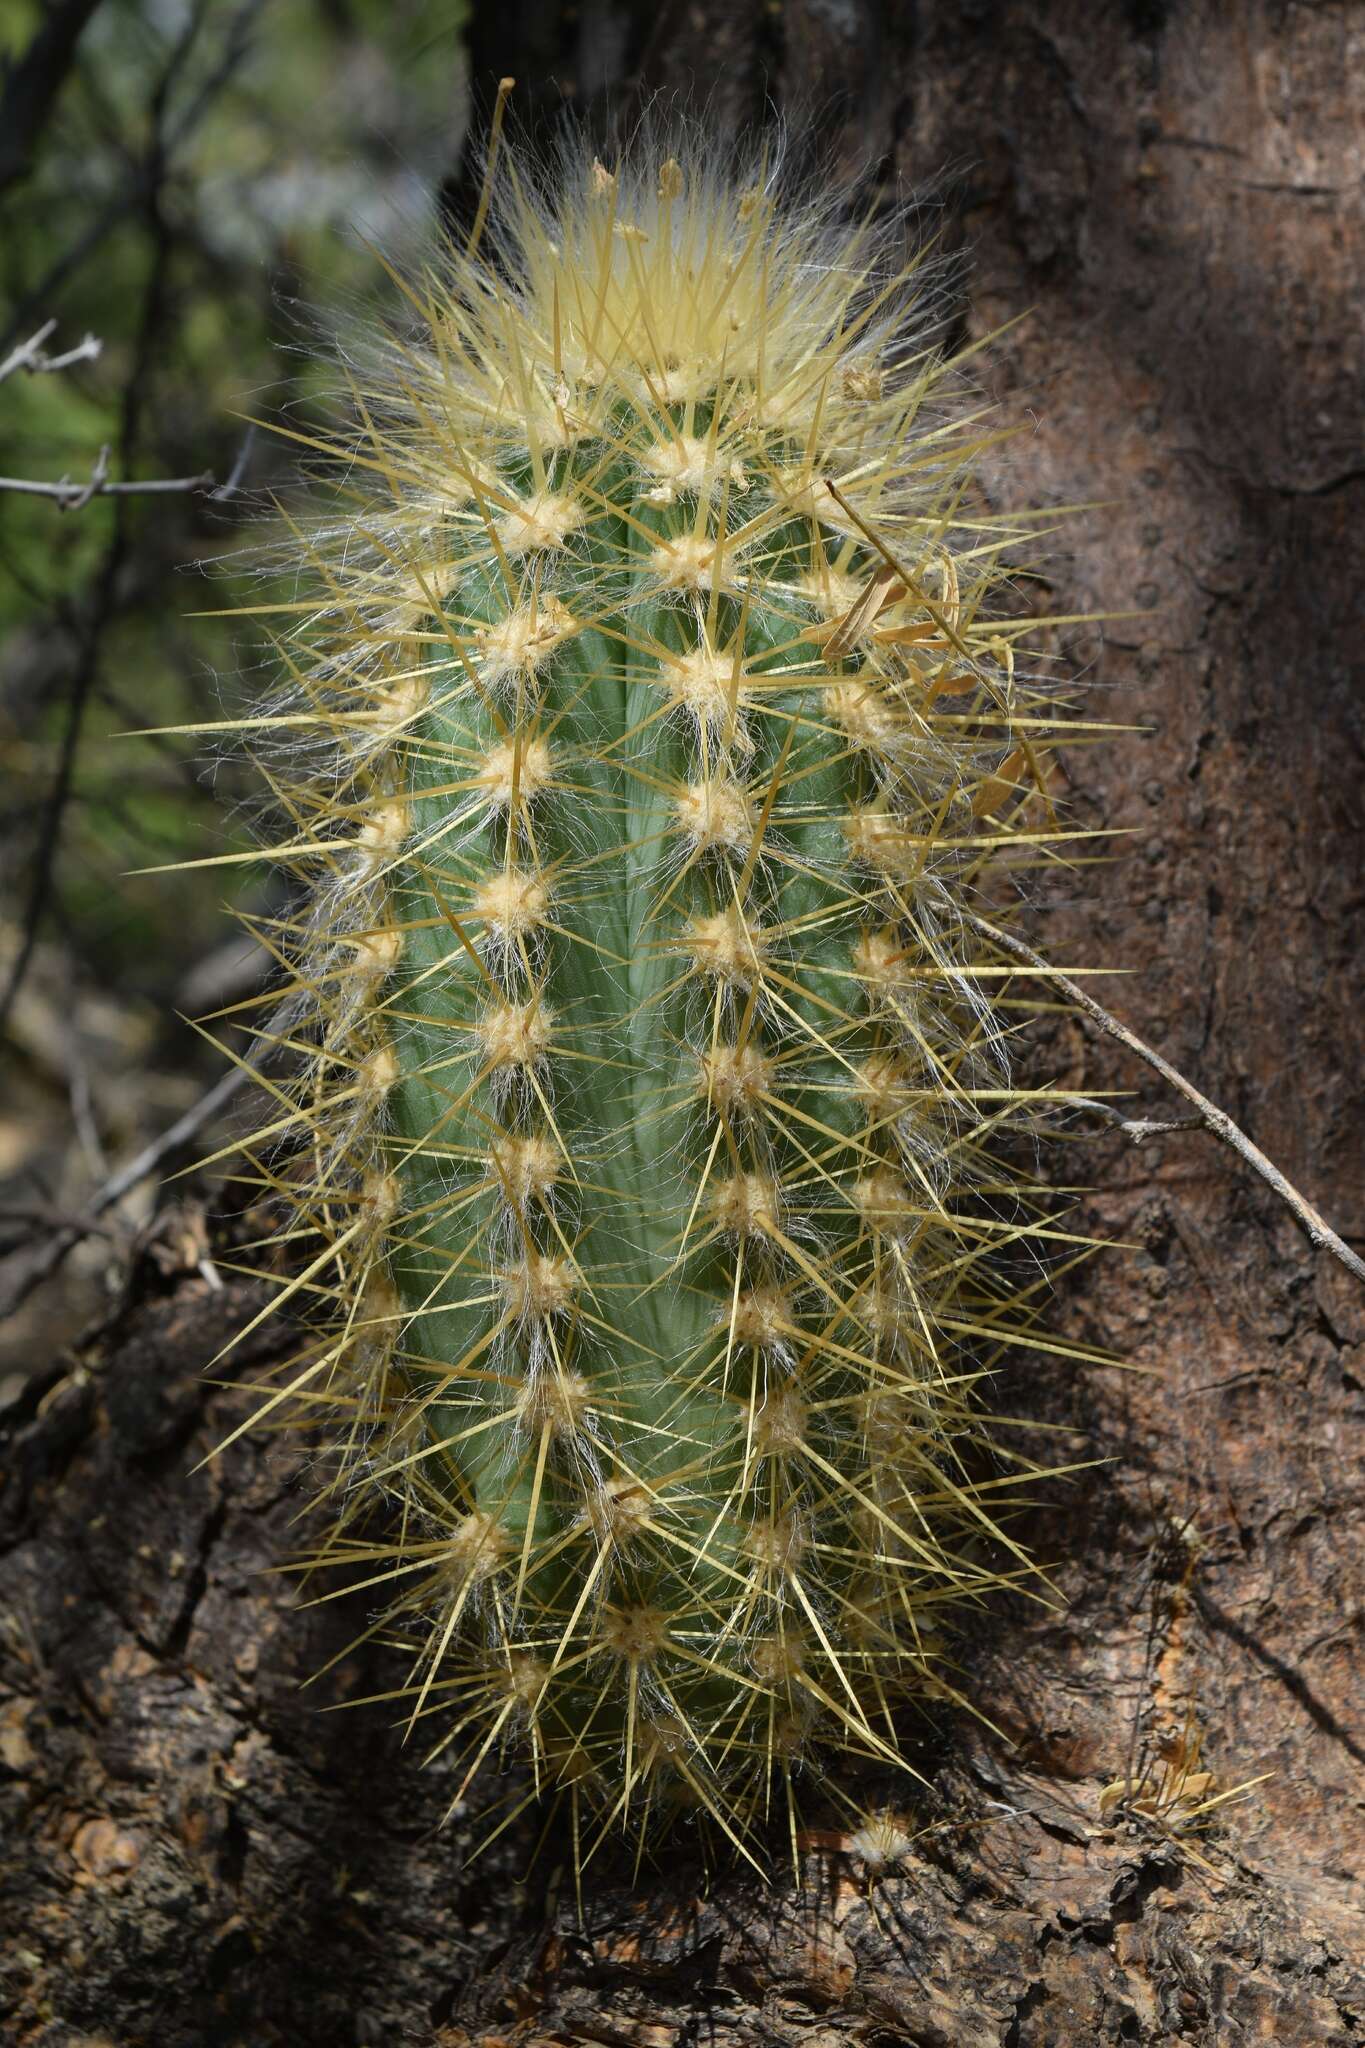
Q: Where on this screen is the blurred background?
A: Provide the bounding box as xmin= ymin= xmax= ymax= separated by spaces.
xmin=0 ymin=0 xmax=477 ymax=1376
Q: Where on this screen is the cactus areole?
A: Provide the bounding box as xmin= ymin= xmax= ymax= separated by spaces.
xmin=214 ymin=135 xmax=1104 ymax=1866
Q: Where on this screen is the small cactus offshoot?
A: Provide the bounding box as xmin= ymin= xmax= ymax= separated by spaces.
xmin=199 ymin=131 xmax=1110 ymax=1868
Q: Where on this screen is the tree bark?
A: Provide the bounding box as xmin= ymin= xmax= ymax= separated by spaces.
xmin=3 ymin=4 xmax=1363 ymax=2042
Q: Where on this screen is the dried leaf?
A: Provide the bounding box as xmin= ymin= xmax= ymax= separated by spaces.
xmin=804 ymin=562 xmax=907 ymax=659
xmin=972 ymin=746 xmax=1029 ymax=817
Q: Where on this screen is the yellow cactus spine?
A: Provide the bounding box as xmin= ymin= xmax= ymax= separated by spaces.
xmin=208 ymin=130 xmax=1107 ymax=1869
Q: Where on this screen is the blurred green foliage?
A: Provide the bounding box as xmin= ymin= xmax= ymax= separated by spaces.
xmin=0 ymin=0 xmax=467 ymax=1031
xmin=0 ymin=0 xmax=467 ymax=1359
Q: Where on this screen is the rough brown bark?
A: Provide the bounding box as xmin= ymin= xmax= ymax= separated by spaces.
xmin=3 ymin=4 xmax=1363 ymax=2042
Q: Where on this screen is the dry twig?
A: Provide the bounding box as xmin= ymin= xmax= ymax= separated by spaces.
xmin=1069 ymin=1097 xmax=1205 ymax=1143
xmin=0 ymin=1063 xmax=251 ymax=1322
xmin=969 ymin=910 xmax=1365 ymax=1286
xmin=0 ymin=451 xmax=216 ymax=509
xmin=0 ymin=323 xmax=223 ymax=505
xmin=0 ymin=319 xmax=102 ymax=384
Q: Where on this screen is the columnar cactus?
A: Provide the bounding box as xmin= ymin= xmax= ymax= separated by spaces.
xmin=218 ymin=137 xmax=1095 ymax=1864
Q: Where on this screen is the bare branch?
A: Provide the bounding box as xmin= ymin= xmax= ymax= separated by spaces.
xmin=0 ymin=324 xmax=234 ymax=510
xmin=0 ymin=1062 xmax=253 ymax=1322
xmin=0 ymin=458 xmax=217 ymax=509
xmin=0 ymin=320 xmax=103 ymax=385
xmin=0 ymin=1201 xmax=114 ymax=1244
xmin=89 ymin=1064 xmax=250 ymax=1220
xmin=1069 ymin=1097 xmax=1207 ymax=1143
xmin=0 ymin=323 xmax=217 ymax=507
xmin=210 ymin=424 xmax=257 ymax=502
xmin=969 ymin=910 xmax=1365 ymax=1287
